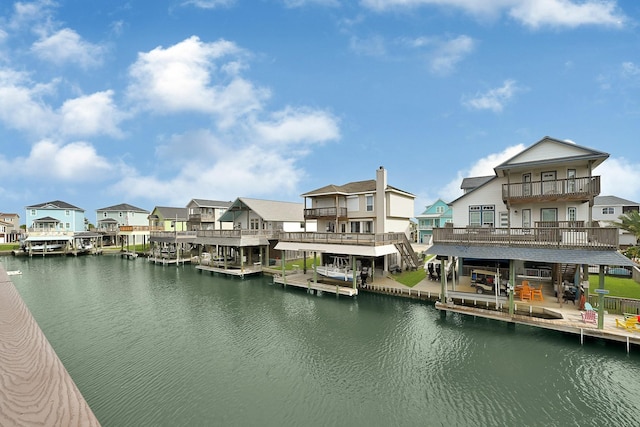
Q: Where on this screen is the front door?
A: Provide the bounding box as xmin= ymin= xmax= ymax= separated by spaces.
xmin=542 ymin=171 xmax=557 ymax=194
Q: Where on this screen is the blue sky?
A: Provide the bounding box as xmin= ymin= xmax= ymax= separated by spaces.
xmin=1 ymin=0 xmax=639 ymax=223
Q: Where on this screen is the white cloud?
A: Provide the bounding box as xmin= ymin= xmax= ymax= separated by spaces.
xmin=8 ymin=0 xmax=56 ymax=31
xmin=252 ymin=107 xmax=341 ymax=145
xmin=109 ymin=132 xmax=304 ymax=204
xmin=5 ymin=139 xmax=114 ymax=181
xmin=283 ymin=0 xmax=340 ymax=8
xmin=0 ymin=69 xmax=126 ymax=138
xmin=60 ymin=90 xmax=126 ymax=138
xmin=509 ymin=0 xmax=625 ymax=29
xmin=127 ymin=36 xmax=269 ymax=127
xmin=439 ymin=143 xmax=525 ymax=201
xmin=31 ymin=28 xmax=105 ymax=68
xmin=182 ymin=0 xmax=236 ymax=9
xmin=463 ymin=79 xmax=521 ymax=113
xmin=622 ymin=62 xmax=640 ymax=78
xmin=596 ymin=157 xmax=640 ymax=203
xmin=0 ymin=68 xmax=58 ymax=135
xmin=361 ymin=0 xmax=625 ymax=29
xmin=429 ymin=35 xmax=475 ymax=74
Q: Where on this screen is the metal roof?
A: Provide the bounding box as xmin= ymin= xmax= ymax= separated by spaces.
xmin=426 ymin=244 xmax=637 ymax=267
xmin=26 ymin=200 xmax=83 ymax=210
xmin=219 ymin=198 xmax=304 ymax=222
xmin=97 ymin=203 xmax=149 ymax=213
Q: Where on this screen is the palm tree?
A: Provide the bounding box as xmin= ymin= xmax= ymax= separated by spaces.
xmin=610 ymin=210 xmax=640 ymax=239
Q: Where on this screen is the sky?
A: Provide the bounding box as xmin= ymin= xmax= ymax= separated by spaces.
xmin=1 ymin=0 xmax=639 ymax=224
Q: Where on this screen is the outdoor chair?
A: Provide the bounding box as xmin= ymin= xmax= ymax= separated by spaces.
xmin=530 ymin=283 xmax=544 ymax=301
xmin=518 ymin=284 xmax=532 ymax=301
xmin=581 ymin=303 xmax=597 ymax=324
xmin=615 ymin=317 xmax=640 ymax=332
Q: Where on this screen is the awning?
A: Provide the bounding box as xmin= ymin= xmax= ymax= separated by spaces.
xmin=274 ymin=241 xmax=398 ymax=257
xmin=426 ymin=244 xmax=637 ymax=267
xmin=25 ymin=235 xmax=73 ymax=242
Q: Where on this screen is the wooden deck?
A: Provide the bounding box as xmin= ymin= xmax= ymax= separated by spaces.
xmin=148 ymin=256 xmax=193 ymax=266
xmin=272 ymin=272 xmax=358 ymax=297
xmin=0 ymin=268 xmax=100 ymax=426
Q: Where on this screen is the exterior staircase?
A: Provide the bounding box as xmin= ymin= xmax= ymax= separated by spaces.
xmin=394 ymin=234 xmax=421 ymax=270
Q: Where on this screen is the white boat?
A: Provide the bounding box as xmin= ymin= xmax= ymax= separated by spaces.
xmin=315 ymin=256 xmax=358 ymax=281
xmin=7 ymin=270 xmax=22 ymax=276
xmin=29 ymin=243 xmax=63 ymax=252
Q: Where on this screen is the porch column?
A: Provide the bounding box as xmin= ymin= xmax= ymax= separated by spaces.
xmin=509 ymin=260 xmax=515 ymax=316
xmin=440 ymin=259 xmax=446 ymax=301
xmin=352 ymin=256 xmax=356 ymax=290
xmin=313 ymin=251 xmax=317 ymax=285
xmin=597 ymin=265 xmax=605 ymax=329
xmin=240 ymin=247 xmax=245 ymax=273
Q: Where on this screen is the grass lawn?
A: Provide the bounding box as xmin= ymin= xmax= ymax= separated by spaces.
xmin=392 ymin=268 xmax=427 ymax=287
xmin=588 ymin=275 xmax=640 ymax=299
xmin=0 ymin=243 xmax=20 ymax=251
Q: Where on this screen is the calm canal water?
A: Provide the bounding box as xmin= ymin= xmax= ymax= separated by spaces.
xmin=2 ymin=255 xmax=640 ymax=426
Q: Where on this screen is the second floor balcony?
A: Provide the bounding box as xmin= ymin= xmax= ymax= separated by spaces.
xmin=304 ymin=207 xmax=348 ymax=220
xmin=433 ymin=224 xmax=619 ymax=250
xmin=502 ymin=176 xmax=600 ymax=204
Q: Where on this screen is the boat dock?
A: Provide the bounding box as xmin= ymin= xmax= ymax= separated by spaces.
xmin=272 ymin=272 xmax=359 ymax=297
xmin=148 ymin=256 xmax=193 ymax=266
xmin=195 ymin=264 xmax=263 ymax=278
xmin=0 ymin=267 xmax=100 ymax=426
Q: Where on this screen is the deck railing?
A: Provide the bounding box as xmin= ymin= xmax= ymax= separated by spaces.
xmin=150 ymin=231 xmax=198 ymax=239
xmin=304 ymin=207 xmax=348 ymax=219
xmin=278 ymin=232 xmax=406 ymax=246
xmin=433 ymin=226 xmax=619 ymax=250
xmin=195 ymin=229 xmax=278 ymax=238
xmin=502 ymin=176 xmax=600 ymax=202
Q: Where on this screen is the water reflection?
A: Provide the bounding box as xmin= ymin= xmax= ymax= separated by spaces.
xmin=2 ymin=255 xmax=639 ymax=426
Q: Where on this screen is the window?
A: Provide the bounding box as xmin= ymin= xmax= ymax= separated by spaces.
xmin=103 ymin=212 xmax=107 ymax=218
xmin=469 ymin=205 xmax=495 ymax=227
xmin=350 ymin=222 xmax=360 ymax=233
xmin=499 ymin=211 xmax=508 ymax=228
xmin=250 ymin=218 xmax=259 ymax=230
xmin=366 ymin=195 xmax=374 ymax=212
xmin=119 ymin=212 xmax=123 ymax=217
xmin=363 ymin=221 xmax=373 ymax=233
xmin=65 ymin=222 xmax=70 ymax=229
xmin=568 ymin=207 xmax=577 ymax=222
xmin=31 ymin=209 xmax=36 ymax=216
xmin=567 ymin=169 xmax=576 ymax=193
xmin=65 ymin=210 xmax=70 ymax=216
xmin=436 ymin=206 xmax=444 ymax=214
xmin=522 ymin=209 xmax=531 ymax=229
xmin=541 ymin=208 xmax=558 ymax=223
xmin=601 ymin=207 xmax=614 ymax=215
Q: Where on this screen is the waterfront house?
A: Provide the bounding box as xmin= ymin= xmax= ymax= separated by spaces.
xmin=23 ymin=200 xmax=99 ymax=254
xmin=96 ymin=203 xmax=151 ymax=248
xmin=276 ymin=166 xmax=418 ymax=278
xmin=186 ymin=198 xmax=233 ymax=231
xmin=592 ymin=195 xmax=639 ymax=248
xmin=0 ymin=212 xmax=21 ymax=243
xmin=416 ymin=199 xmax=452 ymax=244
xmin=428 ymin=136 xmax=636 ymax=317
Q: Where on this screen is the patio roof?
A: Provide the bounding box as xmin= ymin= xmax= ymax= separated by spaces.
xmin=274 ymin=241 xmax=398 ymax=257
xmin=426 ymin=244 xmax=637 ymax=267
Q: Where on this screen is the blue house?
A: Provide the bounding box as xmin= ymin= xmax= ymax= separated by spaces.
xmin=25 ymin=200 xmax=86 ymax=233
xmin=416 ymin=199 xmax=452 ymax=244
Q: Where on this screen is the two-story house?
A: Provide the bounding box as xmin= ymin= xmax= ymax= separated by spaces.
xmin=429 ymin=136 xmax=635 ymax=309
xmin=276 ymin=166 xmax=418 ymax=279
xmin=416 ymin=199 xmax=452 ymax=244
xmin=96 ymin=203 xmax=151 ymax=248
xmin=593 ymin=195 xmax=639 ymax=248
xmin=23 ymin=200 xmax=99 ymax=254
xmin=186 ymin=199 xmax=233 ymax=231
xmin=0 ymin=213 xmax=20 ymax=243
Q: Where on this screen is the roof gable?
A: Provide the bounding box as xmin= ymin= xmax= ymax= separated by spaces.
xmin=219 ymin=198 xmax=303 ymax=222
xmin=97 ymin=203 xmax=149 ymax=213
xmin=494 ymin=136 xmax=609 ymax=176
xmin=594 ymin=195 xmax=640 ymax=207
xmin=26 ymin=200 xmax=83 ymax=211
xmin=187 ymin=198 xmax=233 ymax=208
xmin=149 ymin=206 xmax=188 ymax=220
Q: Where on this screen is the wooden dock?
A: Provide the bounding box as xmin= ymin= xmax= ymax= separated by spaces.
xmin=195 ymin=264 xmax=262 ymax=278
xmin=0 ymin=267 xmax=100 ymax=426
xmin=272 ymin=273 xmax=358 ymax=297
xmin=148 ymin=256 xmax=192 ymax=266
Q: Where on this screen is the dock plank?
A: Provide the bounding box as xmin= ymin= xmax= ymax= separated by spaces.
xmin=0 ymin=268 xmax=100 ymax=426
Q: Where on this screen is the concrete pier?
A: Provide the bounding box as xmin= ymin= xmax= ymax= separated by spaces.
xmin=0 ymin=267 xmax=100 ymax=426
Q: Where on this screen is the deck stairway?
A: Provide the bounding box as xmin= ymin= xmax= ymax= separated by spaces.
xmin=561 ymin=263 xmax=578 ymax=282
xmin=394 ymin=234 xmax=421 ymax=270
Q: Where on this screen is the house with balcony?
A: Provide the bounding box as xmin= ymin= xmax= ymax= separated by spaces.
xmin=592 ymin=195 xmax=639 ymax=248
xmin=428 ymin=136 xmax=636 ymax=305
xmin=416 ymin=199 xmax=452 ymax=244
xmin=23 ymin=200 xmax=99 ymax=254
xmin=0 ymin=213 xmax=21 ymax=243
xmin=276 ymin=166 xmax=418 ymax=280
xmin=96 ymin=203 xmax=151 ymax=247
xmin=186 ymin=198 xmax=233 ymax=231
